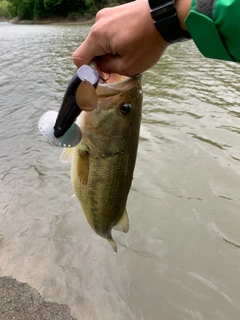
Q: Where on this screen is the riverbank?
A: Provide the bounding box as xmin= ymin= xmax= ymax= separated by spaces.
xmin=0 ymin=276 xmax=77 ymax=320
xmin=8 ymin=16 xmax=95 ymax=25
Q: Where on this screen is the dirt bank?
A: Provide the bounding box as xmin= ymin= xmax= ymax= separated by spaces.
xmin=0 ymin=276 xmax=77 ymax=320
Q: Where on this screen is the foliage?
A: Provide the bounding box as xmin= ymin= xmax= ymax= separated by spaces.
xmin=0 ymin=0 xmax=10 ymax=18
xmin=2 ymin=0 xmax=131 ymax=20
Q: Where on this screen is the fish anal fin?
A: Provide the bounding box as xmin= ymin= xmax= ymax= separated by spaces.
xmin=60 ymin=147 xmax=74 ymax=163
xmin=113 ymin=208 xmax=129 ymax=233
xmin=77 ymin=149 xmax=89 ymax=185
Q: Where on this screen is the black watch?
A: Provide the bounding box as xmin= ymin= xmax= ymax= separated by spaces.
xmin=148 ymin=0 xmax=191 ymax=43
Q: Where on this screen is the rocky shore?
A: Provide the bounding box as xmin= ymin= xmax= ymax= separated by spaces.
xmin=0 ymin=276 xmax=77 ymax=320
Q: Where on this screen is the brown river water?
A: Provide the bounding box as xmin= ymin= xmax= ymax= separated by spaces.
xmin=1 ymin=22 xmax=240 ymax=320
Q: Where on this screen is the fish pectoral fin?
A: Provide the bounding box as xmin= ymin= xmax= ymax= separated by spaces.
xmin=60 ymin=147 xmax=74 ymax=163
xmin=113 ymin=208 xmax=129 ymax=233
xmin=77 ymin=149 xmax=89 ymax=185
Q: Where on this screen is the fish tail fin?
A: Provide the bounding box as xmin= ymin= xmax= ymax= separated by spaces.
xmin=108 ymin=237 xmax=117 ymax=254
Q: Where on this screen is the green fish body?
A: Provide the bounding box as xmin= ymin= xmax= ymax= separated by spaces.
xmin=61 ymin=74 xmax=142 ymax=252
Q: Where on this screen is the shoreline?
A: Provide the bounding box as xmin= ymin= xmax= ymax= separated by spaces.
xmin=0 ymin=276 xmax=77 ymax=319
xmin=1 ymin=16 xmax=95 ymax=25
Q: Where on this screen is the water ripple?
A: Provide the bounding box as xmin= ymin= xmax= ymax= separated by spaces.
xmin=1 ymin=24 xmax=240 ymax=320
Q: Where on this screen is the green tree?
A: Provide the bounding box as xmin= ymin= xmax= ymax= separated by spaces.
xmin=5 ymin=0 xmax=132 ymax=20
xmin=18 ymin=0 xmax=34 ymax=19
xmin=7 ymin=0 xmax=34 ymax=19
xmin=0 ymin=0 xmax=10 ymax=18
xmin=34 ymin=0 xmax=45 ymax=17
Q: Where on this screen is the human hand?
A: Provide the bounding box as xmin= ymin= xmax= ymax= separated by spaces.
xmin=72 ymin=0 xmax=169 ymax=76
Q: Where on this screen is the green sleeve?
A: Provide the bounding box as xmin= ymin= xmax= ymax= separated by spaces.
xmin=184 ymin=0 xmax=240 ymax=62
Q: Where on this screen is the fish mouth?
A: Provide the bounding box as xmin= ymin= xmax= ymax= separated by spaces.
xmin=96 ymin=72 xmax=142 ymax=98
xmin=99 ymin=72 xmax=127 ymax=84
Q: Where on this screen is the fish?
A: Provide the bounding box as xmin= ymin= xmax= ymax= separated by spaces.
xmin=61 ymin=73 xmax=142 ymax=252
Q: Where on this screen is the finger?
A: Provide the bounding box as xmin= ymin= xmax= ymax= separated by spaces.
xmin=72 ymin=28 xmax=111 ymax=68
xmin=72 ymin=39 xmax=94 ymax=68
xmin=97 ymin=54 xmax=136 ymax=77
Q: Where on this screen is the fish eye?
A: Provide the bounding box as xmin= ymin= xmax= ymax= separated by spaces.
xmin=120 ymin=103 xmax=131 ymax=115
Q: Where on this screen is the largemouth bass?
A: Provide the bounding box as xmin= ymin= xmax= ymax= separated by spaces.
xmin=61 ymin=74 xmax=142 ymax=252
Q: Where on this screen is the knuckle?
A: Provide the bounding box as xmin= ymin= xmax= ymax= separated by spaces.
xmin=95 ymin=8 xmax=109 ymax=21
xmin=89 ymin=23 xmax=98 ymax=38
xmin=95 ymin=9 xmax=102 ymax=21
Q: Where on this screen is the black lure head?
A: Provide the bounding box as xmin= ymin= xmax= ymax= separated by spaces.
xmin=38 ymin=65 xmax=100 ymax=148
xmin=54 ymin=65 xmax=100 ymax=138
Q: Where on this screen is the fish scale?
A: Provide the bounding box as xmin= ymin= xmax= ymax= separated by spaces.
xmin=78 ymin=153 xmax=129 ymax=228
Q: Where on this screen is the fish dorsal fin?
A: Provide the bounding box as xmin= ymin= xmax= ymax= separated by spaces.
xmin=77 ymin=149 xmax=89 ymax=185
xmin=60 ymin=148 xmax=74 ymax=163
xmin=113 ymin=208 xmax=129 ymax=233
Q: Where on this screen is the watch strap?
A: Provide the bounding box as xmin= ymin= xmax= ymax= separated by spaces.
xmin=149 ymin=0 xmax=191 ymax=43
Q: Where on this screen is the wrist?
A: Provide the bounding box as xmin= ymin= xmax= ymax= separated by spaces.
xmin=175 ymin=0 xmax=192 ymax=31
xmin=148 ymin=0 xmax=192 ymax=43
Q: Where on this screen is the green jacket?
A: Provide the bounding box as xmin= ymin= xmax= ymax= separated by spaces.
xmin=185 ymin=0 xmax=240 ymax=62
